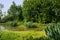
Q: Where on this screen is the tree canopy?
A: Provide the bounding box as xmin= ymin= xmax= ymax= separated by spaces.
xmin=22 ymin=0 xmax=60 ymax=23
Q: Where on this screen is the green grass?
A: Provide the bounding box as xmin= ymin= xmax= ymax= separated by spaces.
xmin=0 ymin=30 xmax=47 ymax=40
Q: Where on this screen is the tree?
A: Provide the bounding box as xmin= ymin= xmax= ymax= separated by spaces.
xmin=23 ymin=0 xmax=60 ymax=23
xmin=0 ymin=4 xmax=3 ymax=19
xmin=16 ymin=5 xmax=24 ymax=21
xmin=8 ymin=1 xmax=17 ymax=20
xmin=23 ymin=0 xmax=41 ymax=22
xmin=7 ymin=1 xmax=23 ymax=21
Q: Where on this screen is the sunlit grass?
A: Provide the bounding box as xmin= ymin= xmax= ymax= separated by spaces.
xmin=0 ymin=30 xmax=47 ymax=40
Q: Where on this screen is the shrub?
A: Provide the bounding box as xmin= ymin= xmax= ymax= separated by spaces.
xmin=11 ymin=22 xmax=18 ymax=27
xmin=6 ymin=21 xmax=18 ymax=27
xmin=45 ymin=23 xmax=60 ymax=40
xmin=26 ymin=22 xmax=37 ymax=28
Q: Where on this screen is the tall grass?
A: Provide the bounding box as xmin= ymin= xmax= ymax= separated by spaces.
xmin=0 ymin=31 xmax=47 ymax=40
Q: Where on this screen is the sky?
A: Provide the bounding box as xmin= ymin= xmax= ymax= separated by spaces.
xmin=0 ymin=0 xmax=23 ymax=13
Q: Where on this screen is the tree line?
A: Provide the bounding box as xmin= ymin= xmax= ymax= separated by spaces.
xmin=1 ymin=0 xmax=60 ymax=23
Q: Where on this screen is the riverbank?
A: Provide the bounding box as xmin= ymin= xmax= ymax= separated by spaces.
xmin=0 ymin=22 xmax=48 ymax=31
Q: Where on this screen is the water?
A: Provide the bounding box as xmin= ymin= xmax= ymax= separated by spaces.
xmin=0 ymin=26 xmax=5 ymax=30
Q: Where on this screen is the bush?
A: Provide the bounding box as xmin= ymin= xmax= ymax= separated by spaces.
xmin=26 ymin=22 xmax=37 ymax=28
xmin=45 ymin=23 xmax=60 ymax=40
xmin=6 ymin=21 xmax=18 ymax=27
xmin=11 ymin=22 xmax=17 ymax=27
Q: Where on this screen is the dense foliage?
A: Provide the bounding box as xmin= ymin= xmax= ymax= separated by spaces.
xmin=45 ymin=23 xmax=60 ymax=40
xmin=0 ymin=0 xmax=60 ymax=24
xmin=7 ymin=1 xmax=23 ymax=21
xmin=26 ymin=22 xmax=37 ymax=28
xmin=23 ymin=0 xmax=60 ymax=23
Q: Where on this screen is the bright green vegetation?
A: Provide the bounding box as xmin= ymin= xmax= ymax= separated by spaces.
xmin=0 ymin=31 xmax=48 ymax=40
